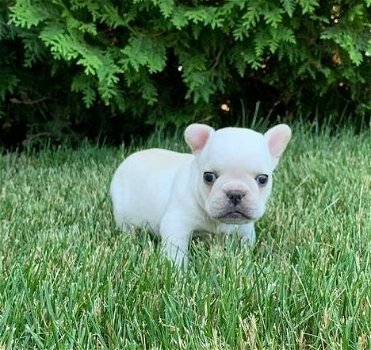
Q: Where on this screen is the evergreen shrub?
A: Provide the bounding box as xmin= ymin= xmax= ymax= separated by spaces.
xmin=1 ymin=0 xmax=370 ymax=146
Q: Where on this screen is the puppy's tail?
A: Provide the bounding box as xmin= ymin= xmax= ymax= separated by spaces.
xmin=110 ymin=171 xmax=127 ymax=230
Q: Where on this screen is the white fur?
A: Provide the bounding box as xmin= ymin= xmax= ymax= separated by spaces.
xmin=110 ymin=124 xmax=291 ymax=266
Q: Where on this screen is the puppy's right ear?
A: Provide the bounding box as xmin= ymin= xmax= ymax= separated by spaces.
xmin=184 ymin=124 xmax=215 ymax=154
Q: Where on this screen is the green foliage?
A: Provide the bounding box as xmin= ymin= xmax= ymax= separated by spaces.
xmin=0 ymin=0 xmax=370 ymax=145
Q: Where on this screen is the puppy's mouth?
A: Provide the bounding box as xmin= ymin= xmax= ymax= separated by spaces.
xmin=216 ymin=211 xmax=253 ymax=224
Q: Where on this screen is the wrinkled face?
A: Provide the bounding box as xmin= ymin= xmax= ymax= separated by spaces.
xmin=195 ymin=128 xmax=275 ymax=224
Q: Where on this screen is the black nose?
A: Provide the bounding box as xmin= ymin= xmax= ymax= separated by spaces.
xmin=227 ymin=191 xmax=245 ymax=206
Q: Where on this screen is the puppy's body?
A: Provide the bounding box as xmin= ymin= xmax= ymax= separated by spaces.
xmin=110 ymin=125 xmax=291 ymax=266
xmin=111 ymin=149 xmax=193 ymax=232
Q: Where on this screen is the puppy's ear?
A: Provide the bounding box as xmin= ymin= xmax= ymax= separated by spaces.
xmin=264 ymin=124 xmax=292 ymax=166
xmin=184 ymin=124 xmax=215 ymax=154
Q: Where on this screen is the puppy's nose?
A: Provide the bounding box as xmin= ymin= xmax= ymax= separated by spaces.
xmin=226 ymin=191 xmax=245 ymax=206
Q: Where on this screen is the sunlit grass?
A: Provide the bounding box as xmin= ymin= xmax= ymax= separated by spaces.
xmin=0 ymin=124 xmax=370 ymax=349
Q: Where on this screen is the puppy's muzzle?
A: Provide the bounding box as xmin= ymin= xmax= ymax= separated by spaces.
xmin=214 ymin=190 xmax=253 ymax=223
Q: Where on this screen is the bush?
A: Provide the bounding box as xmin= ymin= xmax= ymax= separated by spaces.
xmin=1 ymin=0 xmax=370 ymax=147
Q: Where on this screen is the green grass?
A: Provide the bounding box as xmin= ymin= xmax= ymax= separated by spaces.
xmin=0 ymin=124 xmax=370 ymax=349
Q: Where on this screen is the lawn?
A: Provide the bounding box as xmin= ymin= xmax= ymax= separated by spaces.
xmin=0 ymin=123 xmax=370 ymax=349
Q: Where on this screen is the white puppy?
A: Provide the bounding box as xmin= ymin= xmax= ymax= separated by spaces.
xmin=110 ymin=124 xmax=291 ymax=266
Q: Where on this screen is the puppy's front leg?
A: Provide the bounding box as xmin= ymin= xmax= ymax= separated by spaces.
xmin=238 ymin=223 xmax=256 ymax=246
xmin=160 ymin=211 xmax=193 ymax=267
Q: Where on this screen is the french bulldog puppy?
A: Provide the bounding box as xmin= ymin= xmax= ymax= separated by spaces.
xmin=110 ymin=124 xmax=291 ymax=266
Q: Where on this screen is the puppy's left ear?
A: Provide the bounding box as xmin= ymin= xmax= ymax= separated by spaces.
xmin=184 ymin=123 xmax=215 ymax=154
xmin=264 ymin=124 xmax=292 ymax=167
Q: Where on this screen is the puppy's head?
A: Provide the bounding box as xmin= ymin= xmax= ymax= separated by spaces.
xmin=185 ymin=123 xmax=291 ymax=224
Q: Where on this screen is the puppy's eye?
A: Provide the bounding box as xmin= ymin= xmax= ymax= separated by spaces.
xmin=203 ymin=172 xmax=217 ymax=184
xmin=255 ymin=174 xmax=269 ymax=186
